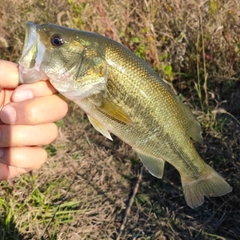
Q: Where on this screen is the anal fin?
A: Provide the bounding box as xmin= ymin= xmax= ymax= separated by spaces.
xmin=87 ymin=115 xmax=113 ymax=140
xmin=135 ymin=149 xmax=165 ymax=179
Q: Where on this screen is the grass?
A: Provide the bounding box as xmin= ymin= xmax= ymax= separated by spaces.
xmin=0 ymin=0 xmax=240 ymax=239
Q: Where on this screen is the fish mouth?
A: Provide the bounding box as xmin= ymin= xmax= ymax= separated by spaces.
xmin=18 ymin=22 xmax=107 ymax=100
xmin=18 ymin=22 xmax=48 ymax=84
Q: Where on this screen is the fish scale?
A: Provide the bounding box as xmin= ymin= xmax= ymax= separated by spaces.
xmin=18 ymin=22 xmax=232 ymax=208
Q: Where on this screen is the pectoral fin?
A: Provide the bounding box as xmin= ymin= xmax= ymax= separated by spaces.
xmin=97 ymin=98 xmax=132 ymax=124
xmin=87 ymin=115 xmax=113 ymax=140
xmin=135 ymin=150 xmax=165 ymax=179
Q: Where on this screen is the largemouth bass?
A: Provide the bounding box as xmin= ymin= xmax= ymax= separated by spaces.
xmin=18 ymin=22 xmax=231 ymax=208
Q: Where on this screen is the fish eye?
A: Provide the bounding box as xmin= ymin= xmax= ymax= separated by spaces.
xmin=50 ymin=34 xmax=64 ymax=46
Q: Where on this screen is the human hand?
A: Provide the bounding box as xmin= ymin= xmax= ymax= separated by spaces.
xmin=0 ymin=60 xmax=68 ymax=180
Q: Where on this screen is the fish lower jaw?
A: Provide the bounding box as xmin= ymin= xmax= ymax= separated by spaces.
xmin=18 ymin=64 xmax=48 ymax=84
xmin=50 ymin=80 xmax=106 ymax=101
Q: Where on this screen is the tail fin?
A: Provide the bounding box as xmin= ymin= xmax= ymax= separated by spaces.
xmin=181 ymin=166 xmax=232 ymax=208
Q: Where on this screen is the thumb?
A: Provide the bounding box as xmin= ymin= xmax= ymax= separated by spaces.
xmin=0 ymin=60 xmax=19 ymax=89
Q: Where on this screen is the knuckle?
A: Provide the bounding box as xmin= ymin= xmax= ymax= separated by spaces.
xmin=25 ymin=104 xmax=39 ymax=124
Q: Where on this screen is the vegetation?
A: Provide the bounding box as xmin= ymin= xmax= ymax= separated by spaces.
xmin=0 ymin=0 xmax=239 ymax=239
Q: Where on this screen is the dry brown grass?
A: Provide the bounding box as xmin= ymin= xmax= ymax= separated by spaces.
xmin=0 ymin=0 xmax=240 ymax=239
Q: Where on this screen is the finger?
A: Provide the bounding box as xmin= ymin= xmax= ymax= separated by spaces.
xmin=0 ymin=61 xmax=19 ymax=88
xmin=12 ymin=80 xmax=57 ymax=102
xmin=0 ymin=123 xmax=58 ymax=147
xmin=0 ymin=95 xmax=68 ymax=125
xmin=0 ymin=163 xmax=32 ymax=180
xmin=0 ymin=89 xmax=14 ymax=108
xmin=0 ymin=146 xmax=47 ymax=169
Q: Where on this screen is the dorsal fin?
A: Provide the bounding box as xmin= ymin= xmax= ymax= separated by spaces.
xmin=179 ymin=101 xmax=203 ymax=144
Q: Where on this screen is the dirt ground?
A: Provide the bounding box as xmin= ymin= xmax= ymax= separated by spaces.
xmin=0 ymin=0 xmax=240 ymax=239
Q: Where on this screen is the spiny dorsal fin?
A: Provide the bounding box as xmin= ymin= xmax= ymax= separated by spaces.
xmin=135 ymin=149 xmax=165 ymax=179
xmin=97 ymin=98 xmax=132 ymax=124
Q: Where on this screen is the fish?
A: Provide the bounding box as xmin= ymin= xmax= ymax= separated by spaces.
xmin=18 ymin=22 xmax=232 ymax=208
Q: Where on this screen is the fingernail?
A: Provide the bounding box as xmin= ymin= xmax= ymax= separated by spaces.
xmin=0 ymin=105 xmax=16 ymax=124
xmin=13 ymin=89 xmax=33 ymax=102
